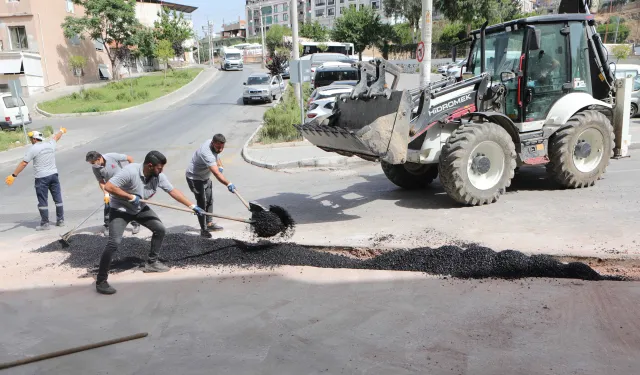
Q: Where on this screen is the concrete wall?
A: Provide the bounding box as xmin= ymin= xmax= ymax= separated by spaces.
xmin=136 ymin=2 xmax=162 ymax=27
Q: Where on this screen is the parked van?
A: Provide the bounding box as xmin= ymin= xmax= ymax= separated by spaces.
xmin=614 ymin=64 xmax=640 ymax=117
xmin=0 ymin=93 xmax=31 ymax=131
xmin=220 ymin=47 xmax=244 ymax=71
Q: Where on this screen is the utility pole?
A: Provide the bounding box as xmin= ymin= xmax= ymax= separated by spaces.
xmin=419 ymin=0 xmax=432 ymax=87
xmin=206 ymin=18 xmax=214 ymax=67
xmin=614 ymin=15 xmax=620 ymax=44
xmin=259 ymin=7 xmax=267 ymax=69
xmin=291 ymin=0 xmax=302 ymax=106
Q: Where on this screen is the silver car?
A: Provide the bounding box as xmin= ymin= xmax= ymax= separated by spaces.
xmin=242 ymin=73 xmax=285 ymax=104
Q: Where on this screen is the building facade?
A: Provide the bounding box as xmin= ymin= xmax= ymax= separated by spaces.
xmin=222 ymin=20 xmax=247 ymax=39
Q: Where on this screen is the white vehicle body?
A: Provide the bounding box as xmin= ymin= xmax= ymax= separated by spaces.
xmin=220 ymin=47 xmax=244 ymax=71
xmin=0 ymin=93 xmax=31 ymax=130
xmin=613 ymin=64 xmax=640 ymax=116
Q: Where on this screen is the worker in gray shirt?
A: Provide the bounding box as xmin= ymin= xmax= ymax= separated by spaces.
xmin=185 ymin=133 xmax=236 ymax=238
xmin=97 ymin=150 xmax=205 ymax=295
xmin=85 ymin=151 xmax=140 ymax=236
xmin=5 ymin=128 xmax=67 ymax=231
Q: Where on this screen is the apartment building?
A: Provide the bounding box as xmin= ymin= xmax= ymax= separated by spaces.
xmin=0 ymin=0 xmax=196 ymax=98
xmin=222 ymin=20 xmax=247 ymax=39
xmin=246 ymin=0 xmax=299 ymax=37
xmin=0 ymin=0 xmax=112 ymax=97
xmin=311 ymin=0 xmax=390 ymax=28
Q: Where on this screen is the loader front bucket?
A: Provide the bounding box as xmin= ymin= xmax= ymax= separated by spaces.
xmin=297 ymin=89 xmax=412 ymax=164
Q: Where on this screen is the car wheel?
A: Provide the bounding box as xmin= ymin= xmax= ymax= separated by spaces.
xmin=243 ymin=98 xmax=249 ymax=105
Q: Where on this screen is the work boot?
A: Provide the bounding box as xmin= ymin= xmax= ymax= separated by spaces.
xmin=103 ymin=226 xmax=109 ymax=236
xmin=35 ymin=223 xmax=51 ymax=231
xmin=96 ymin=281 xmax=116 ymax=295
xmin=131 ymin=223 xmax=140 ymax=235
xmin=144 ymin=261 xmax=171 ymax=273
xmin=206 ymin=223 xmax=223 ymax=231
xmin=56 ymin=220 xmax=65 ymax=227
xmin=200 ymin=229 xmax=212 ymax=238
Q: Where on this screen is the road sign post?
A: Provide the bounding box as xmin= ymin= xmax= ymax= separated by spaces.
xmin=9 ymin=80 xmax=27 ymax=144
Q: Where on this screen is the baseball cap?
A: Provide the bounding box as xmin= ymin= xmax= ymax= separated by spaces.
xmin=27 ymin=131 xmax=44 ymax=141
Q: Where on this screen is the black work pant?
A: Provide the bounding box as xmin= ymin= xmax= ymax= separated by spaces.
xmin=35 ymin=173 xmax=63 ymax=225
xmin=104 ymin=203 xmax=138 ymax=229
xmin=186 ymin=178 xmax=213 ymax=230
xmin=97 ymin=206 xmax=165 ymax=283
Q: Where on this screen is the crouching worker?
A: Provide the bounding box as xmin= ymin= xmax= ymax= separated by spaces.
xmin=96 ymin=150 xmax=206 ymax=295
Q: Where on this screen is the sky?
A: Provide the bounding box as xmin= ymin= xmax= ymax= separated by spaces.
xmin=183 ymin=0 xmax=246 ymax=38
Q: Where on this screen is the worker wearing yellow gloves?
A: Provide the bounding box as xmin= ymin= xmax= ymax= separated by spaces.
xmin=5 ymin=128 xmax=67 ymax=231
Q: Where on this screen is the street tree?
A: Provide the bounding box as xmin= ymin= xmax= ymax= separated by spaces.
xmin=299 ymin=21 xmax=329 ymax=41
xmin=331 ymin=6 xmax=383 ymax=61
xmin=266 ymin=25 xmax=292 ymax=55
xmin=266 ymin=47 xmax=289 ymax=76
xmin=374 ymin=24 xmax=400 ymax=60
xmin=134 ymin=26 xmax=157 ymax=60
xmin=69 ymin=55 xmax=87 ymax=85
xmin=62 ymin=0 xmax=138 ymax=80
xmin=154 ymin=39 xmax=174 ymax=79
xmin=612 ymin=44 xmax=632 ymax=62
xmin=153 ymin=7 xmax=193 ymax=58
xmin=383 ymin=0 xmax=421 ymax=42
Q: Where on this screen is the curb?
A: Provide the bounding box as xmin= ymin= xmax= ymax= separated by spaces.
xmin=34 ymin=68 xmax=217 ymax=118
xmin=241 ymin=123 xmax=373 ymax=170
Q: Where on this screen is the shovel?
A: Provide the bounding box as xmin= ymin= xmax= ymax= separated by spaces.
xmin=59 ymin=203 xmax=104 ymax=247
xmin=140 ymin=199 xmax=253 ymax=224
xmin=233 ymin=189 xmax=266 ymax=213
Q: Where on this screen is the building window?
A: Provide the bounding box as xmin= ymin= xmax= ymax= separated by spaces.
xmin=283 ymin=13 xmax=288 ymax=21
xmin=328 ymin=0 xmax=334 ymax=4
xmin=273 ymin=4 xmax=278 ymax=12
xmin=9 ymin=26 xmax=28 ymax=50
xmin=328 ymin=7 xmax=335 ymax=15
xmin=274 ymin=14 xmax=278 ymax=23
xmin=340 ymin=0 xmax=344 ymax=2
xmin=66 ymin=0 xmax=74 ymax=13
xmin=94 ymin=38 xmax=104 ymax=51
xmin=372 ymin=1 xmax=379 ymax=9
xmin=359 ymin=4 xmax=365 ymax=9
xmin=283 ymin=3 xmax=288 ymax=11
xmin=315 ymin=9 xmax=324 ymax=17
xmin=315 ymin=0 xmax=325 ymax=6
xmin=339 ymin=7 xmax=343 ymax=13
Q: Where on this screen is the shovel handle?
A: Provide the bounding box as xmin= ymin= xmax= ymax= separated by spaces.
xmin=140 ymin=199 xmax=253 ymax=224
xmin=233 ymin=190 xmax=251 ymax=210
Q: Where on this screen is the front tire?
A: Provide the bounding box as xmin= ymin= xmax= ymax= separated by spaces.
xmin=438 ymin=122 xmax=517 ymax=205
xmin=547 ymin=110 xmax=613 ymax=188
xmin=631 ymin=103 xmax=638 ymax=118
xmin=381 ymin=161 xmax=438 ymax=189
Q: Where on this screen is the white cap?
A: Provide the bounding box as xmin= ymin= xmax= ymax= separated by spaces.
xmin=28 ymin=131 xmax=44 ymax=141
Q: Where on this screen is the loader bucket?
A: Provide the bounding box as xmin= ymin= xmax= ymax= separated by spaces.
xmin=298 ymin=89 xmax=412 ymax=164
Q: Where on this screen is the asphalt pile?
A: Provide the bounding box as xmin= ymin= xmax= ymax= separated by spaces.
xmin=249 ymin=205 xmax=296 ymax=238
xmin=36 ymin=234 xmax=615 ymax=280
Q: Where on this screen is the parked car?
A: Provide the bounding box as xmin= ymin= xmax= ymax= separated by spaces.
xmin=308 ymin=85 xmax=354 ymax=106
xmin=305 ymin=97 xmax=337 ymax=123
xmin=446 ymin=59 xmax=468 ymax=77
xmin=614 ymin=64 xmax=640 ymax=117
xmin=313 ymin=65 xmax=359 ymax=88
xmin=310 ymin=53 xmax=352 ymax=77
xmin=281 ymin=62 xmax=290 ymax=79
xmin=0 ymin=93 xmax=31 ymax=131
xmin=242 ymin=73 xmax=285 ymax=104
xmin=438 ymin=60 xmax=463 ymax=74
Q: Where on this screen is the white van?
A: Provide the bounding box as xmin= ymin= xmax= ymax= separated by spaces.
xmin=220 ymin=47 xmax=244 ymax=71
xmin=0 ymin=93 xmax=31 ymax=131
xmin=614 ymin=64 xmax=640 ymax=117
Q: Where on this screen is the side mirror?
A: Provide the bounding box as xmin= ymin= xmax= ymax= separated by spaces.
xmin=528 ymin=28 xmax=542 ymax=51
xmin=243 ymin=82 xmax=246 ymax=85
xmin=500 ymin=71 xmax=516 ymax=83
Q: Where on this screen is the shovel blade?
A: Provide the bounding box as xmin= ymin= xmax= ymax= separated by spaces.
xmin=248 ymin=201 xmax=266 ymax=213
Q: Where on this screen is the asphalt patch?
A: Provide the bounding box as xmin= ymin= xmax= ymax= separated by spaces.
xmin=248 ymin=205 xmax=295 ymax=238
xmin=34 ymin=234 xmax=616 ymax=281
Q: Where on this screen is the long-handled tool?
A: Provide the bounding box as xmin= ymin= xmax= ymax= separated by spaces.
xmin=0 ymin=333 xmax=148 ymax=370
xmin=140 ymin=199 xmax=253 ymax=224
xmin=233 ymin=189 xmax=266 ymax=213
xmin=59 ymin=203 xmax=104 ymax=247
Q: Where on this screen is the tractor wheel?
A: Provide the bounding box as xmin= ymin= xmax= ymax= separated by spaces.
xmin=547 ymin=110 xmax=614 ymax=188
xmin=438 ymin=122 xmax=517 ymax=205
xmin=381 ymin=161 xmax=438 ymax=189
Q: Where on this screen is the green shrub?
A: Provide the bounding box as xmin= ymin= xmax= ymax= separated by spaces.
xmin=43 ymin=125 xmax=54 ymax=135
xmin=134 ymin=90 xmax=150 ymax=100
xmin=259 ymin=83 xmax=312 ymax=143
xmin=70 ymin=92 xmax=81 ymax=100
xmin=115 ymin=92 xmax=133 ymax=101
xmin=108 ymin=81 xmax=126 ymax=90
xmin=171 ymin=70 xmax=190 ymax=79
xmin=82 ymin=89 xmax=105 ymax=101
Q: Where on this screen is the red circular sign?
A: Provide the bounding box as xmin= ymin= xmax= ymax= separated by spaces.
xmin=416 ymin=42 xmax=425 ymax=63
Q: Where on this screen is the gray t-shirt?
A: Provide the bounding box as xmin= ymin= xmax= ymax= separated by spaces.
xmin=108 ymin=163 xmax=174 ymax=214
xmin=24 ymin=139 xmax=57 ymax=179
xmin=186 ymin=140 xmax=218 ymax=181
xmin=92 ymin=153 xmax=129 ymax=183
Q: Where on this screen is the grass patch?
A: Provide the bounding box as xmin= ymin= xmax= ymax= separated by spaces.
xmin=39 ymin=68 xmax=202 ymax=114
xmin=0 ymin=125 xmax=54 ymax=152
xmin=258 ymin=83 xmax=312 ymax=144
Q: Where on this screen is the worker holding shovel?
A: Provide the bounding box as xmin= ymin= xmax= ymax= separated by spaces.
xmin=185 ymin=133 xmax=236 ymax=238
xmin=85 ymin=151 xmax=140 ymax=237
xmin=5 ymin=128 xmax=67 ymax=231
xmin=97 ymin=150 xmax=205 ymax=295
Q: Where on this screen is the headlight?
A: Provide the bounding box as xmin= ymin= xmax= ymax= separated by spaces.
xmin=243 ymin=88 xmax=250 ymax=94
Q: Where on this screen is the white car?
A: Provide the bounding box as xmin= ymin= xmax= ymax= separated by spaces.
xmin=446 ymin=59 xmax=468 ymax=77
xmin=0 ymin=93 xmax=31 ymax=131
xmin=305 ymin=97 xmax=337 ymax=123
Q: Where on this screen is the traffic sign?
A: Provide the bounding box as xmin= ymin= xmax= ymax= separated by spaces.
xmin=416 ymin=42 xmax=425 ymax=63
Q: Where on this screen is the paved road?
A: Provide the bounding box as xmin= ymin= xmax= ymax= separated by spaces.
xmin=1 ymin=66 xmax=640 ymax=259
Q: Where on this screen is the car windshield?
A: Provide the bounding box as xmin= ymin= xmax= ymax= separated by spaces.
xmin=226 ymin=53 xmax=241 ymax=60
xmin=247 ymin=76 xmax=270 ymax=85
xmin=3 ymin=96 xmax=25 ymax=108
xmin=316 ymin=70 xmax=358 ymax=82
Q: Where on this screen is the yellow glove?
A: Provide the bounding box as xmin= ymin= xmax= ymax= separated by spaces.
xmin=104 ymin=194 xmax=110 ymax=204
xmin=59 ymin=127 xmax=67 ymax=134
xmin=5 ymin=174 xmax=15 ymax=186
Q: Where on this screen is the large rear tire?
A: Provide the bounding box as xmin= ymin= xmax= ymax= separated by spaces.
xmin=438 ymin=122 xmax=517 ymax=205
xmin=547 ymin=110 xmax=613 ymax=188
xmin=381 ymin=161 xmax=438 ymax=189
